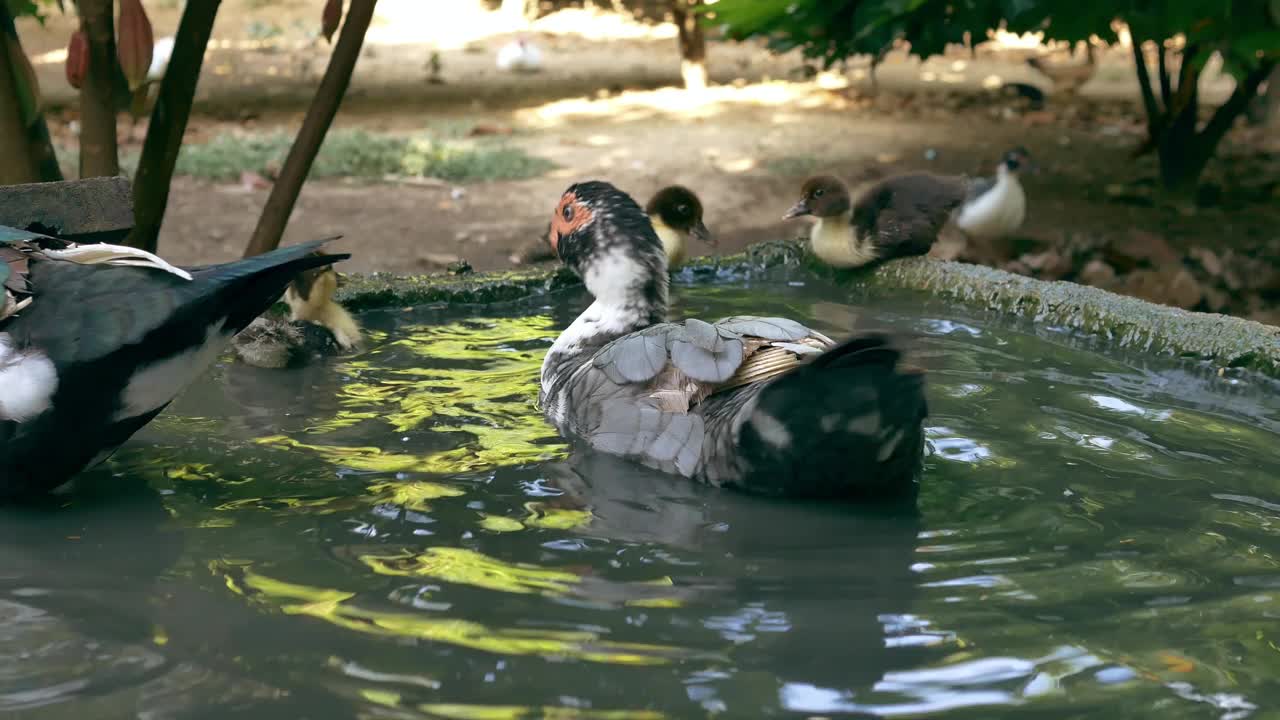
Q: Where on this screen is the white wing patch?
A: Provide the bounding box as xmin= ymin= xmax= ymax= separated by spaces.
xmin=0 ymin=333 xmax=59 ymax=422
xmin=42 ymin=242 xmax=193 ymax=281
xmin=113 ymin=320 xmax=233 ymax=421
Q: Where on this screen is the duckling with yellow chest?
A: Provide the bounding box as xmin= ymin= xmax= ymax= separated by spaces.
xmin=785 ymin=173 xmax=968 ymax=269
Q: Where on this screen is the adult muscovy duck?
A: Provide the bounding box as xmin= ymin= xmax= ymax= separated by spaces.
xmin=0 ymin=229 xmax=348 ymax=497
xmin=539 ymin=180 xmax=928 ymax=500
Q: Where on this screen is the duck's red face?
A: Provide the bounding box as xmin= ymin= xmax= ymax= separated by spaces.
xmin=549 ymin=190 xmax=595 ymax=258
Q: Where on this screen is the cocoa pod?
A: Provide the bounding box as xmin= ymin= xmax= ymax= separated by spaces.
xmin=116 ymin=0 xmax=155 ymax=91
xmin=322 ymin=0 xmax=343 ymax=43
xmin=65 ymin=30 xmax=88 ymax=90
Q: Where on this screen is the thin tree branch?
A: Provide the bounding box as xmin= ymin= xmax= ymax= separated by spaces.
xmin=1194 ymin=59 xmax=1277 ymax=159
xmin=1129 ymin=34 xmax=1163 ymax=136
xmin=243 ymin=0 xmax=377 ymax=258
xmin=127 ymin=0 xmax=221 ymax=252
xmin=1156 ymin=41 xmax=1171 ymax=108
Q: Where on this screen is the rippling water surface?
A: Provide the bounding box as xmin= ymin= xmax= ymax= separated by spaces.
xmin=4 ymin=268 xmax=1279 ymax=719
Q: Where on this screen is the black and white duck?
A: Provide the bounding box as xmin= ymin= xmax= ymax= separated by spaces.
xmin=953 ymin=147 xmax=1033 ymax=241
xmin=232 ymin=263 xmax=363 ymax=369
xmin=539 ymin=180 xmax=928 ymax=500
xmin=510 ymin=185 xmax=714 ymax=268
xmin=783 ymin=173 xmax=968 ymax=269
xmin=0 ymin=229 xmax=348 ymax=497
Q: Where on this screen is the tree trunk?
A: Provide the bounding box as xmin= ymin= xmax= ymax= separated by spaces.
xmin=243 ymin=0 xmax=376 ymax=258
xmin=671 ymin=0 xmax=707 ymax=92
xmin=127 ymin=0 xmax=221 ymax=252
xmin=0 ymin=27 xmax=41 ymax=184
xmin=0 ymin=3 xmax=62 ymax=183
xmin=75 ymin=0 xmax=120 ymax=178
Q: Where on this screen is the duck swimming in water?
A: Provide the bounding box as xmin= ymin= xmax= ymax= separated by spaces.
xmin=784 ymin=173 xmax=968 ymax=269
xmin=510 ymin=185 xmax=714 ymax=268
xmin=0 ymin=229 xmax=348 ymax=497
xmin=954 ymin=147 xmax=1033 ymax=241
xmin=539 ymin=180 xmax=928 ymax=499
xmin=232 ymin=264 xmax=363 ymax=369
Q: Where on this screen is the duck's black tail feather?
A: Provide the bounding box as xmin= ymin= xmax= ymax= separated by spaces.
xmin=191 ymin=239 xmax=350 ymax=334
xmin=736 ymin=334 xmax=928 ymax=500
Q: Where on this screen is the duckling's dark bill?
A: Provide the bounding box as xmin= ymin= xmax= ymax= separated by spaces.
xmin=782 ymin=201 xmax=810 ymax=220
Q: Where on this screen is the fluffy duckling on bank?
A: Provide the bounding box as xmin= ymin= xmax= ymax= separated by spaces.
xmin=0 ymin=229 xmax=347 ymax=497
xmin=510 ymin=185 xmax=714 ymax=268
xmin=784 ymin=173 xmax=969 ymax=269
xmin=953 ymin=147 xmax=1034 ymax=242
xmin=539 ymin=180 xmax=928 ymax=500
xmin=232 ymin=264 xmax=363 ymax=369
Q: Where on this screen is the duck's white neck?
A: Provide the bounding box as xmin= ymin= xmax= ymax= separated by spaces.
xmin=810 ymin=210 xmax=878 ymax=269
xmin=541 ymin=249 xmax=668 ymax=388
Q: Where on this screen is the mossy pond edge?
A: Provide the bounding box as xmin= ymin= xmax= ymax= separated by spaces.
xmin=335 ymin=239 xmax=1280 ymax=379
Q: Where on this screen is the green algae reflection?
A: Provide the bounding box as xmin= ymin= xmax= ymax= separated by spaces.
xmin=255 ymin=315 xmax=568 ymax=475
xmin=214 ymin=561 xmax=687 ymax=666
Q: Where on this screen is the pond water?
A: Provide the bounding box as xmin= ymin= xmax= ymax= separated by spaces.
xmin=4 ymin=268 xmax=1280 ymax=719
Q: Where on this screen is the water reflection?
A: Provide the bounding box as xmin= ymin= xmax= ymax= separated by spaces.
xmin=3 ymin=272 xmax=1279 ymax=718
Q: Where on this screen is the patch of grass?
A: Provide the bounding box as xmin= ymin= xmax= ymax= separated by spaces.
xmin=103 ymin=129 xmax=555 ymax=184
xmin=763 ymin=155 xmax=820 ymax=177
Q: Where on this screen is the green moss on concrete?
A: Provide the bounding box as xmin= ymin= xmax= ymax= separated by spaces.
xmin=334 ymin=239 xmax=1280 ymax=378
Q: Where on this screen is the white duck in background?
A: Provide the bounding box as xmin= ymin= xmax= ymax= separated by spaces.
xmin=496 ymin=35 xmax=543 ymax=73
xmin=148 ymin=36 xmax=175 ymax=82
xmin=954 ymin=147 xmax=1034 ymax=241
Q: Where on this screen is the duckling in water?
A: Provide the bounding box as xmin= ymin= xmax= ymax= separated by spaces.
xmin=784 ymin=173 xmax=968 ymax=269
xmin=510 ymin=185 xmax=714 ymax=268
xmin=954 ymin=147 xmax=1033 ymax=242
xmin=232 ymin=264 xmax=363 ymax=369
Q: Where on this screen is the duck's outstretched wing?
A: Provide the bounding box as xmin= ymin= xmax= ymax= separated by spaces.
xmin=571 ymin=316 xmax=836 ymax=478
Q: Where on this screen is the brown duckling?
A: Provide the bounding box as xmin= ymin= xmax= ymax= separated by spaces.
xmin=510 ymin=185 xmax=714 ymax=268
xmin=784 ymin=173 xmax=967 ymax=269
xmin=232 ymin=264 xmax=362 ymax=369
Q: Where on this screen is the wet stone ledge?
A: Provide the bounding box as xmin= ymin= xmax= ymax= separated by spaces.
xmin=335 ymin=239 xmax=1280 ymax=379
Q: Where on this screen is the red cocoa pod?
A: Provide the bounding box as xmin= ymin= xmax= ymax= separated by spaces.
xmin=65 ymin=30 xmax=88 ymax=89
xmin=116 ymin=0 xmax=155 ymax=91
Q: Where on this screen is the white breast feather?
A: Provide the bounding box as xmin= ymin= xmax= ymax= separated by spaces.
xmin=956 ymin=175 xmax=1026 ymax=239
xmin=0 ymin=334 xmax=59 ymax=422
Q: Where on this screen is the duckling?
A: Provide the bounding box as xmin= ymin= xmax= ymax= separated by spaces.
xmin=539 ymin=180 xmax=928 ymax=500
xmin=784 ymin=173 xmax=968 ymax=268
xmin=496 ymin=35 xmax=542 ymax=73
xmin=0 ymin=229 xmax=347 ymax=497
xmin=953 ymin=147 xmax=1033 ymax=241
xmin=231 ymin=264 xmax=362 ymax=369
xmin=645 ymin=185 xmax=714 ymax=268
xmin=509 ymin=185 xmax=715 ymax=268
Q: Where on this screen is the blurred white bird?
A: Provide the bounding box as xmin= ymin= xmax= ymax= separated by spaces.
xmin=148 ymin=35 xmax=175 ymax=82
xmin=496 ymin=35 xmax=542 ymax=73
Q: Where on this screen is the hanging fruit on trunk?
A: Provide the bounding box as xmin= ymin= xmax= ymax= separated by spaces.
xmin=65 ymin=30 xmax=88 ymax=90
xmin=322 ymin=0 xmax=344 ymax=43
xmin=117 ymin=0 xmax=155 ymax=91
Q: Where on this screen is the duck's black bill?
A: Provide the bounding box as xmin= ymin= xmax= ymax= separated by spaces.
xmin=691 ymin=220 xmax=715 ymax=246
xmin=782 ymin=201 xmax=810 ymax=220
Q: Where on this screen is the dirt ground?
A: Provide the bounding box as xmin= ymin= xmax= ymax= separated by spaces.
xmin=14 ymin=1 xmax=1280 ymax=321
